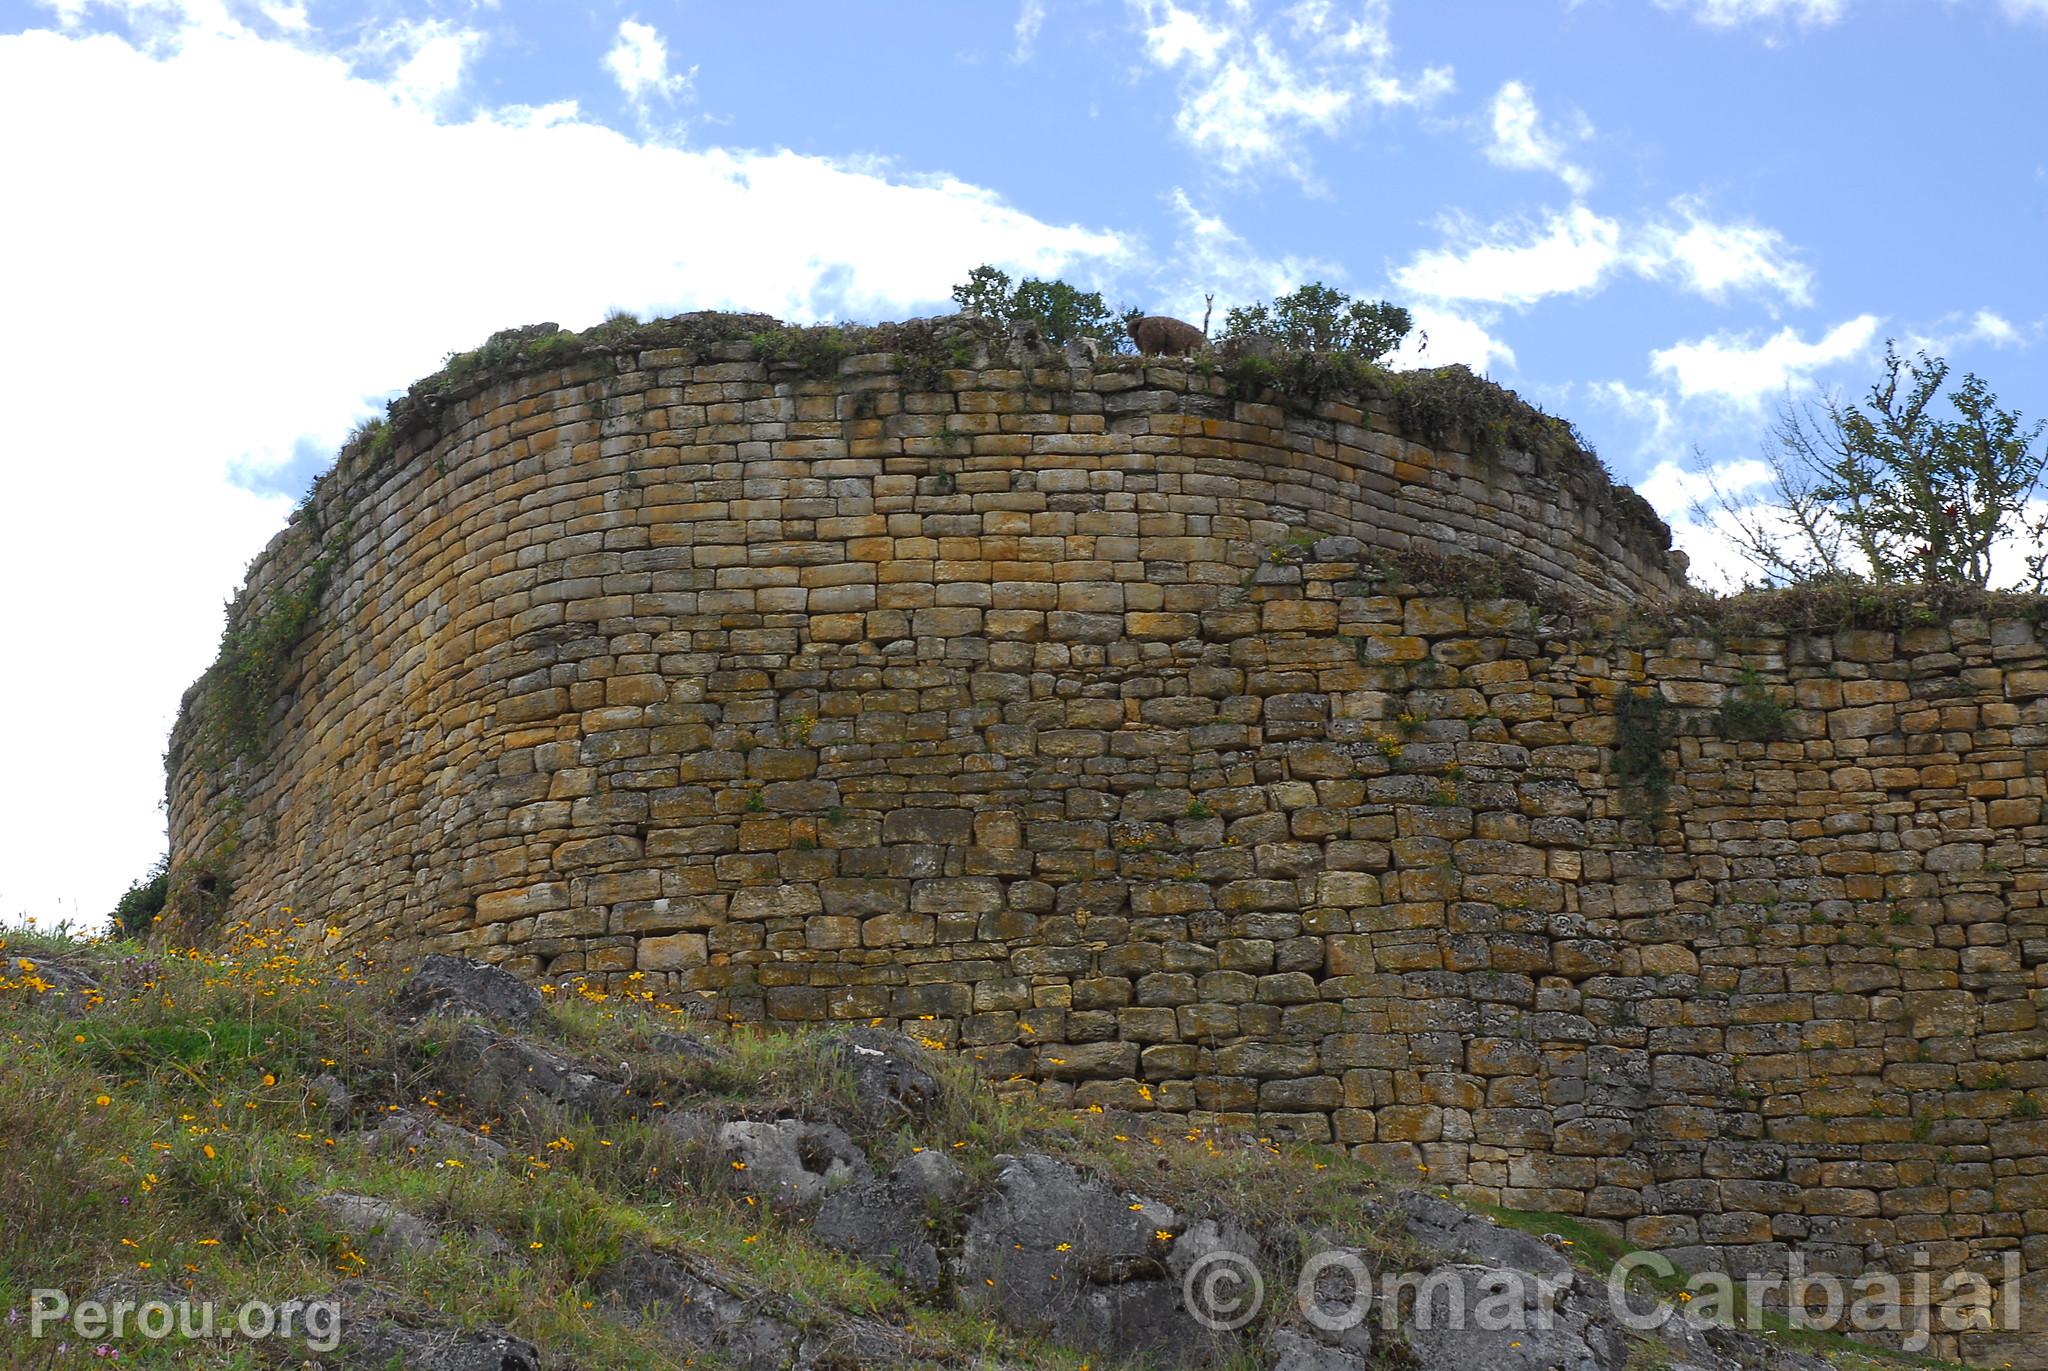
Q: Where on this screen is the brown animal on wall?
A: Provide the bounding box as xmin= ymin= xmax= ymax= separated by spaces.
xmin=1127 ymin=315 xmax=1207 ymax=356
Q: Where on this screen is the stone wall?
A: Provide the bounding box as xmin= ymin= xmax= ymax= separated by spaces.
xmin=166 ymin=319 xmax=2047 ymax=1362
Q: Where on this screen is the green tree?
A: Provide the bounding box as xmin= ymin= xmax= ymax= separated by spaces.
xmin=950 ymin=265 xmax=1131 ymax=350
xmin=112 ymin=858 xmax=169 ymax=939
xmin=1706 ymin=344 xmax=2048 ymax=589
xmin=1218 ymin=282 xmax=1412 ymax=363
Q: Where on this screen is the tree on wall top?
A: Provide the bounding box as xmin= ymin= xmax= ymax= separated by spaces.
xmin=1217 ymin=282 xmax=1413 ymax=364
xmin=1701 ymin=343 xmax=2048 ymax=590
xmin=951 ymin=265 xmax=1132 ymax=351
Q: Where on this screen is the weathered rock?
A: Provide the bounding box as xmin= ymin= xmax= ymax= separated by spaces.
xmin=312 ymin=1193 xmax=443 ymax=1261
xmin=393 ymin=955 xmax=541 ymax=1028
xmin=826 ymin=1026 xmax=941 ymax=1128
xmin=1398 ymin=1263 xmax=1624 ymax=1371
xmin=358 ymin=1107 xmax=509 ymax=1167
xmin=597 ymin=1249 xmax=921 ymax=1369
xmin=598 ymin=1245 xmax=925 ymax=1360
xmin=305 ymin=1071 xmax=353 ymax=1125
xmin=646 ymin=1027 xmax=729 ymax=1065
xmin=3 ymin=953 xmax=100 ymax=1011
xmin=1398 ymin=1192 xmax=1574 ymax=1286
xmin=1268 ymin=1328 xmax=1371 ymax=1371
xmin=437 ymin=1021 xmax=636 ymax=1123
xmin=812 ymin=1149 xmax=965 ymax=1292
xmin=1285 ymin=1236 xmax=1378 ymax=1363
xmin=337 ymin=1322 xmax=541 ymax=1371
xmin=655 ymin=1104 xmax=725 ymax=1151
xmin=958 ymin=1152 xmax=1237 ymax=1367
xmin=319 ymin=1285 xmax=541 ymax=1371
xmin=598 ymin=1250 xmax=799 ymax=1370
xmin=719 ymin=1118 xmax=872 ymax=1204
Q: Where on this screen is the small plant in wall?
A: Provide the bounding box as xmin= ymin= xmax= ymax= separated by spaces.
xmin=743 ymin=791 xmax=767 ymax=814
xmin=1609 ymin=688 xmax=1675 ymax=819
xmin=1185 ymin=799 xmax=1214 ymax=820
xmin=1716 ymin=668 xmax=1793 ymax=741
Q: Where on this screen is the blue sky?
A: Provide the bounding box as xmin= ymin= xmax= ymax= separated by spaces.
xmin=2 ymin=0 xmax=2043 ymax=925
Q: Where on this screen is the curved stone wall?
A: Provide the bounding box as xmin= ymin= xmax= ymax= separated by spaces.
xmin=166 ymin=318 xmax=2048 ymax=1363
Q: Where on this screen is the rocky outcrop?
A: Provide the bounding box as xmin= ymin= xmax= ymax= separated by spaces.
xmin=392 ymin=954 xmax=542 ymax=1028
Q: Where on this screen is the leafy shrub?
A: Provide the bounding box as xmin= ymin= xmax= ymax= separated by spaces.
xmin=1717 ymin=668 xmax=1793 ymax=741
xmin=950 ymin=264 xmax=1130 ymax=350
xmin=111 ymin=858 xmax=168 ymax=939
xmin=1218 ymin=281 xmax=1411 ymax=364
xmin=750 ymin=324 xmax=858 ymax=378
xmin=1610 ymin=689 xmax=1675 ymax=817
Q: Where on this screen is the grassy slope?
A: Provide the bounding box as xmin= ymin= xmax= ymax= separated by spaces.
xmin=0 ymin=920 xmax=1965 ymax=1370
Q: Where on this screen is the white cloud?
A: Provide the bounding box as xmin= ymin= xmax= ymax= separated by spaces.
xmin=1162 ymin=186 xmax=1334 ymax=312
xmin=1588 ymin=379 xmax=1678 ymax=447
xmin=1395 ymin=306 xmax=1515 ymax=373
xmin=1631 ymin=199 xmax=1812 ymax=307
xmin=1483 ymin=80 xmax=1590 ymax=196
xmin=604 ymin=19 xmax=692 ymax=107
xmin=1013 ymin=0 xmax=1048 ymax=60
xmin=1636 ymin=456 xmax=1773 ymax=513
xmin=1393 ymin=206 xmax=1623 ymax=308
xmin=0 ymin=11 xmax=1126 ymax=926
xmin=1967 ymin=309 xmax=2023 ymax=347
xmin=1130 ymin=0 xmax=1454 ymax=186
xmin=370 ymin=18 xmax=485 ymax=111
xmin=1654 ymin=0 xmax=1849 ymax=28
xmin=1391 ymin=198 xmax=1812 ymax=312
xmin=1637 ymin=457 xmax=1788 ymax=591
xmin=1663 ymin=0 xmax=2048 ymax=26
xmin=1649 ymin=315 xmax=1883 ymax=404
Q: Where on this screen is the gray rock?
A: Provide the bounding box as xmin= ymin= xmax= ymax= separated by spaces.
xmin=359 ymin=1108 xmax=509 ymax=1167
xmin=312 ymin=1193 xmax=443 ymax=1261
xmin=812 ymin=1149 xmax=965 ymax=1292
xmin=958 ymin=1152 xmax=1239 ymax=1367
xmin=337 ymin=1322 xmax=540 ymax=1371
xmin=1398 ymin=1263 xmax=1625 ymax=1371
xmin=438 ymin=1021 xmax=636 ymax=1124
xmin=394 ymin=955 xmax=541 ymax=1028
xmin=892 ymin=1147 xmax=967 ymax=1205
xmin=1634 ymin=1293 xmax=1836 ymax=1371
xmin=1268 ymin=1328 xmax=1371 ymax=1371
xmin=596 ymin=1250 xmax=801 ymax=1370
xmin=646 ymin=1027 xmax=729 ymax=1065
xmin=1285 ymin=1239 xmax=1378 ymax=1362
xmin=305 ymin=1072 xmax=353 ymax=1126
xmin=6 ymin=953 xmax=100 ymax=1012
xmin=655 ymin=1105 xmax=724 ymax=1150
xmin=827 ymin=1027 xmax=941 ymax=1129
xmin=1398 ymin=1191 xmax=1574 ymax=1287
xmin=598 ymin=1247 xmax=922 ymax=1369
xmin=318 ymin=1286 xmax=539 ymax=1371
xmin=719 ymin=1118 xmax=872 ymax=1204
